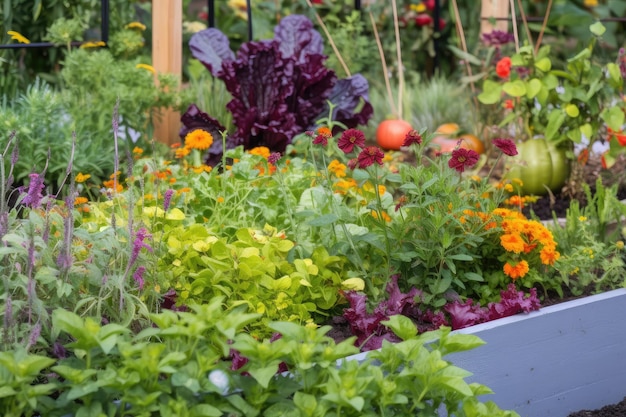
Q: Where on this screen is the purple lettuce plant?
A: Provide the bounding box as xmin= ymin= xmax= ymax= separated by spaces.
xmin=342 ymin=277 xmax=541 ymax=351
xmin=182 ymin=14 xmax=373 ymax=163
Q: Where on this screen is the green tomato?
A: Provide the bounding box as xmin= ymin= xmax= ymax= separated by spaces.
xmin=506 ymin=138 xmax=570 ymax=195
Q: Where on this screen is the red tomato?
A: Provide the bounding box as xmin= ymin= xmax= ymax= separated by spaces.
xmin=376 ymin=120 xmax=413 ymax=150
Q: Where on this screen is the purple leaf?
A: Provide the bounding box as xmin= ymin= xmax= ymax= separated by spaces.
xmin=274 ymin=14 xmax=324 ymax=64
xmin=322 ymin=74 xmax=374 ymax=130
xmin=190 ymin=28 xmax=236 ymax=77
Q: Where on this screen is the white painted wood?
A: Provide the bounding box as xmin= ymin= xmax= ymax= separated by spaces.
xmin=448 ymin=288 xmax=626 ymax=416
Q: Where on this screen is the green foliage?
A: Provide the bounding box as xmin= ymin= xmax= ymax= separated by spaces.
xmin=0 ymin=304 xmax=519 ymax=416
xmin=158 ymin=223 xmax=348 ymax=339
xmin=550 ymin=178 xmax=626 ymax=296
xmin=0 ymin=0 xmax=146 ymax=95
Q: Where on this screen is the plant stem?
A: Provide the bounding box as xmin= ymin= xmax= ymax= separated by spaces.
xmin=390 ymin=0 xmax=404 ymax=120
xmin=534 ymin=0 xmax=553 ymax=54
xmin=369 ymin=11 xmax=397 ymax=118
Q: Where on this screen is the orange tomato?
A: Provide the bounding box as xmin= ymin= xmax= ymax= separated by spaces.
xmin=432 ymin=123 xmax=484 ymax=154
xmin=376 ymin=119 xmax=413 ymax=150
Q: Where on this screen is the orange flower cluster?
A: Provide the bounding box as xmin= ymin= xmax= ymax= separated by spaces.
xmin=493 ymin=208 xmax=560 ymax=279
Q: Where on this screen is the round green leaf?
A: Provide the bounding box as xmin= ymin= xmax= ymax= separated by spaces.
xmin=477 ymin=79 xmax=503 ymax=104
xmin=502 ymin=80 xmax=527 ymax=97
xmin=526 ymin=78 xmax=543 ymax=99
xmin=534 ymin=57 xmax=552 ymax=72
xmin=589 ymin=21 xmax=606 ymax=36
xmin=565 ymin=104 xmax=580 ymax=118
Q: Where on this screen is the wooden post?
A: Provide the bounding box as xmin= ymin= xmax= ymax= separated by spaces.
xmin=152 ymin=0 xmax=182 ymax=146
xmin=480 ymin=0 xmax=510 ymax=35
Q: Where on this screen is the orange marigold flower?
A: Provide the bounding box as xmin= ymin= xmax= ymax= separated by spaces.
xmin=132 ymin=146 xmax=144 ymax=155
xmin=500 ymin=233 xmax=525 ymax=253
xmin=503 ymin=260 xmax=529 ymax=279
xmin=328 ymin=160 xmax=347 ymax=178
xmin=248 ymin=146 xmax=271 ymax=159
xmin=540 ymin=248 xmax=560 ymax=265
xmin=102 ymin=179 xmax=123 ymax=192
xmin=74 ymin=197 xmax=89 ymax=205
xmin=185 ymin=129 xmax=213 ymax=150
xmin=175 ymin=147 xmax=191 ymax=159
xmin=178 ymin=187 xmax=192 ymax=194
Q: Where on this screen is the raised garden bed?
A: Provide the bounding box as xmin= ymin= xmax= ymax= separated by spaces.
xmin=445 ymin=288 xmax=626 ymax=416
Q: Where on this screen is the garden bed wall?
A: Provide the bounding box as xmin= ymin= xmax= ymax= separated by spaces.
xmin=447 ymin=288 xmax=626 ymax=416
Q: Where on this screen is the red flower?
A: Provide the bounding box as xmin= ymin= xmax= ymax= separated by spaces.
xmin=492 ymin=138 xmax=518 ymax=156
xmin=504 ymin=99 xmax=514 ymax=109
xmin=312 ymin=0 xmax=323 ymax=4
xmin=403 ymin=129 xmax=422 ymax=146
xmin=357 ymin=146 xmax=385 ymax=168
xmin=424 ymin=0 xmax=435 ymax=11
xmin=338 ymin=128 xmax=366 ymax=154
xmin=415 ymin=14 xmax=433 ymax=27
xmin=496 ymin=56 xmax=512 ymax=79
xmin=448 ymin=148 xmax=479 ymax=173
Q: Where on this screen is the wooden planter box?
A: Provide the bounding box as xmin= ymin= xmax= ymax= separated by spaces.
xmin=446 ymin=288 xmax=626 ymax=416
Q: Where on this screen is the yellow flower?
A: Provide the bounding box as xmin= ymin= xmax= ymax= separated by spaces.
xmin=132 ymin=146 xmax=144 ymax=155
xmin=227 ymin=0 xmax=248 ymax=20
xmin=7 ymin=30 xmax=30 ymax=44
xmin=583 ymin=0 xmax=598 ymax=6
xmin=185 ymin=129 xmax=213 ymax=150
xmin=578 ymin=216 xmax=587 ymax=222
xmin=410 ymin=3 xmax=427 ymax=13
xmin=80 ymin=41 xmax=106 ymax=49
xmin=75 ymin=173 xmax=91 ymax=183
xmin=248 ymin=146 xmax=270 ymax=159
xmin=125 ymin=22 xmax=146 ymax=31
xmin=175 ymin=146 xmax=191 ymax=158
xmin=136 ymin=63 xmax=156 ymax=74
xmin=371 ymin=210 xmax=391 ymax=223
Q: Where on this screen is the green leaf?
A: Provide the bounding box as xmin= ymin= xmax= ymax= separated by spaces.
xmin=477 ymin=80 xmax=502 ymax=104
xmin=307 ymin=213 xmax=338 ymax=227
xmin=589 ymin=21 xmax=606 ymax=36
xmin=601 ymin=106 xmax=625 ymax=131
xmin=544 ymin=110 xmax=566 ymax=141
xmin=294 ymin=391 xmax=318 ymax=416
xmin=534 ymin=57 xmax=551 ymax=72
xmin=248 ymin=363 xmax=280 ymax=388
xmin=565 ymin=104 xmax=580 ymax=118
xmin=502 ymin=80 xmax=527 ymax=97
xmin=382 ymin=315 xmax=418 ymax=341
xmin=525 ymin=78 xmax=542 ymax=99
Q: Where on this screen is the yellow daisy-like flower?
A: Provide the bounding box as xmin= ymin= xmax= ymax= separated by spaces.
xmin=80 ymin=41 xmax=106 ymax=49
xmin=7 ymin=30 xmax=30 ymax=44
xmin=125 ymin=22 xmax=146 ymax=31
xmin=132 ymin=146 xmax=144 ymax=155
xmin=175 ymin=147 xmax=191 ymax=159
xmin=410 ymin=3 xmax=427 ymax=13
xmin=136 ymin=63 xmax=156 ymax=74
xmin=75 ymin=173 xmax=91 ymax=183
xmin=185 ymin=129 xmax=213 ymax=150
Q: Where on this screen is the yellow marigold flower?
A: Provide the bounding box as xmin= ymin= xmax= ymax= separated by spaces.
xmin=132 ymin=146 xmax=144 ymax=155
xmin=228 ymin=0 xmax=248 ymax=20
xmin=192 ymin=165 xmax=213 ymax=174
xmin=136 ymin=63 xmax=156 ymax=74
xmin=411 ymin=3 xmax=427 ymax=13
xmin=504 ymin=183 xmax=514 ymax=192
xmin=185 ymin=129 xmax=213 ymax=150
xmin=80 ymin=41 xmax=106 ymax=49
xmin=583 ymin=0 xmax=597 ymax=6
xmin=371 ymin=210 xmax=391 ymax=222
xmin=617 ymin=241 xmax=624 ymax=250
xmin=126 ymin=22 xmax=146 ymax=31
xmin=216 ymin=196 xmax=225 ymax=203
xmin=75 ymin=173 xmax=91 ymax=183
xmin=578 ymin=216 xmax=587 ymax=222
xmin=327 ymin=160 xmax=347 ymax=178
xmin=74 ymin=196 xmax=89 ymax=206
xmin=7 ymin=30 xmax=30 ymax=44
xmin=175 ymin=146 xmax=191 ymax=158
xmin=503 ymin=260 xmax=529 ymax=279
xmin=248 ymin=146 xmax=270 ymax=159
xmin=500 ymin=233 xmax=525 ymax=253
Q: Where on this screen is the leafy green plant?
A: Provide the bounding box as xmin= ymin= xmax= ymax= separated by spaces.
xmin=0 ymin=302 xmax=520 ymax=416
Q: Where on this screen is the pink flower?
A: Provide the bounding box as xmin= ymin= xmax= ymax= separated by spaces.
xmin=338 ymin=129 xmax=366 ymax=154
xmin=357 ymin=146 xmax=385 ymax=168
xmin=492 ymin=138 xmax=518 ymax=156
xmin=448 ymin=148 xmax=479 ymax=173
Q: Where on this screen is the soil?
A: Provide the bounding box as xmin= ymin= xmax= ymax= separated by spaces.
xmin=567 ymin=398 xmax=626 ymax=417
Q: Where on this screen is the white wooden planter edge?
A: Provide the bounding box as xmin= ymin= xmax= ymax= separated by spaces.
xmin=346 ymin=288 xmax=626 ymax=416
